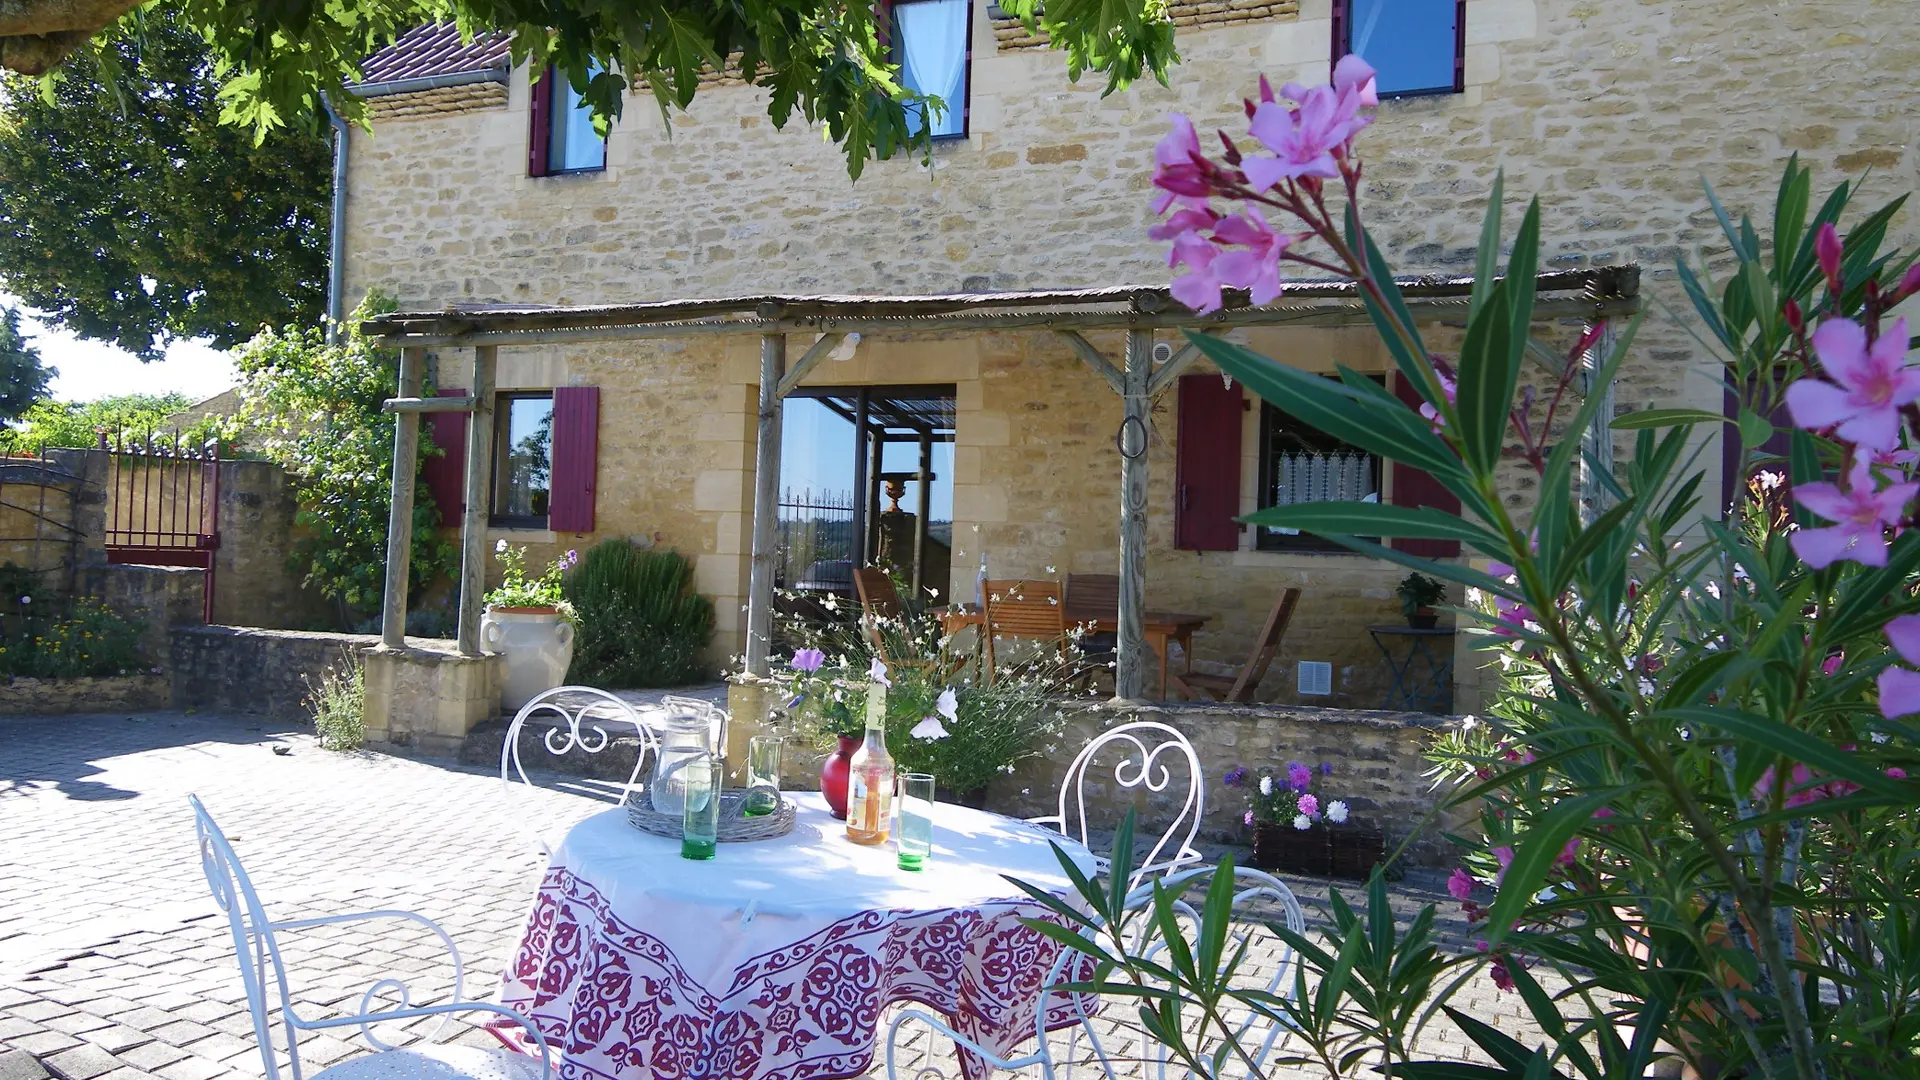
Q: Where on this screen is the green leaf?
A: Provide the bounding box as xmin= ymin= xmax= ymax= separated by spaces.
xmin=1470 ymin=171 xmax=1505 ymax=323
xmin=1736 ymin=406 xmax=1774 ymax=453
xmin=1504 ymin=198 xmax=1542 ymax=377
xmin=1483 ymin=790 xmax=1618 ymax=947
xmin=1610 ymin=408 xmax=1727 ymax=431
xmin=1455 ymin=286 xmax=1515 ymax=473
xmin=1239 ymin=502 xmax=1501 ymax=547
xmin=1345 ymin=207 xmax=1432 ymax=393
xmin=1444 ymin=1005 xmax=1538 ymax=1072
xmin=1540 ymin=311 xmax=1639 ymax=500
xmin=1659 ymin=706 xmax=1913 ymax=799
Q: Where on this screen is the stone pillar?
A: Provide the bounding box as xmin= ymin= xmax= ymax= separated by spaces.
xmin=363 ymin=642 xmax=504 ymax=755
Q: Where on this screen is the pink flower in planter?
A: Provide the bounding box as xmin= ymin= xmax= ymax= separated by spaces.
xmin=1297 ymin=793 xmax=1320 ymax=817
xmin=1243 ymin=810 xmax=1255 ymax=827
xmin=1786 ymin=316 xmax=1920 ymax=451
xmin=1287 ymin=761 xmax=1313 ymax=791
xmin=1447 ymin=867 xmax=1474 ymax=901
xmin=1790 ymin=461 xmax=1916 ymax=568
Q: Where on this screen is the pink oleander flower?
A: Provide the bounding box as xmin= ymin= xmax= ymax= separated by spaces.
xmin=1555 ymin=838 xmax=1581 ymax=868
xmin=1244 ymin=85 xmax=1351 ymax=187
xmin=1150 ymin=114 xmax=1211 ymax=213
xmin=1822 ymin=652 xmax=1846 ymax=677
xmin=1492 ymin=845 xmax=1515 ymax=886
xmin=1169 ymin=230 xmax=1226 ymax=314
xmin=1210 ymin=207 xmax=1291 ymax=305
xmin=1447 ymin=867 xmax=1474 ymax=901
xmin=1878 ymin=666 xmax=1920 ymax=719
xmin=1890 ymin=767 xmax=1910 ymax=780
xmin=1419 ymin=369 xmax=1457 ymax=432
xmin=1297 ymin=793 xmax=1320 ymax=817
xmin=1791 ymin=460 xmax=1917 ymax=568
xmin=1489 ymin=958 xmax=1516 ymax=993
xmin=1886 ymin=614 xmax=1920 ymax=665
xmin=1815 ymin=222 xmax=1843 ymax=292
xmin=1785 ymin=316 xmax=1920 ymax=451
xmin=1332 ymin=53 xmax=1379 ymax=110
xmin=1147 ymin=204 xmax=1221 ymax=244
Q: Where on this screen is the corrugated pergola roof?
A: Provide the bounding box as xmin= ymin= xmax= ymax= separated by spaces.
xmin=361 ymin=265 xmax=1641 ymax=347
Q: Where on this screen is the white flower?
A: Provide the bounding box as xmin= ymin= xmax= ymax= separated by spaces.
xmin=936 ymin=688 xmax=959 ymax=721
xmin=910 ymin=716 xmax=950 ymax=740
xmin=1291 ymin=814 xmax=1312 ymax=831
xmin=1258 ymin=776 xmax=1273 ymax=796
xmin=1871 ymin=731 xmax=1891 ymax=744
xmin=868 ymin=658 xmax=891 ymax=687
xmin=1638 ymin=677 xmax=1656 ymax=696
xmin=1326 ymin=800 xmax=1349 ymax=824
xmin=1706 ymin=581 xmax=1721 ymax=600
xmin=494 ymin=538 xmax=508 ymax=553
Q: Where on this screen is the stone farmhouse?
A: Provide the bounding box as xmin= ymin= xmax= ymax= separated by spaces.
xmin=338 ymin=0 xmax=1918 ymax=709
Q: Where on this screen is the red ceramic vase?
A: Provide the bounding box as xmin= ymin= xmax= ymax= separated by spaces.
xmin=820 ymin=735 xmax=858 ymax=819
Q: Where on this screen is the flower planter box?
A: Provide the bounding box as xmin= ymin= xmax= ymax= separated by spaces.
xmin=1250 ymin=822 xmax=1331 ymax=876
xmin=1329 ymin=827 xmax=1388 ymax=881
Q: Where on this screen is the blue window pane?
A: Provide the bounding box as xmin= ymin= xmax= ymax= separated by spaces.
xmin=1349 ymin=0 xmax=1458 ymax=96
xmin=893 ymin=0 xmax=970 ymax=138
xmin=548 ymin=64 xmax=607 ymax=172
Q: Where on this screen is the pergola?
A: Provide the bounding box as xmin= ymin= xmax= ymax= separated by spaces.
xmin=361 ymin=265 xmax=1640 ymax=701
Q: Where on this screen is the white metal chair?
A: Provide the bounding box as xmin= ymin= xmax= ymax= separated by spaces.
xmin=884 ymin=863 xmax=1307 ymax=1080
xmin=189 ymin=795 xmax=552 ymax=1080
xmin=1029 ymin=720 xmax=1205 ymax=888
xmin=499 ymin=686 xmax=661 ymax=854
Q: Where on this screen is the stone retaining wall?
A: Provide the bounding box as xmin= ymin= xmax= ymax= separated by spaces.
xmin=0 ymin=675 xmax=169 ymax=716
xmin=170 ymin=626 xmax=380 ymax=719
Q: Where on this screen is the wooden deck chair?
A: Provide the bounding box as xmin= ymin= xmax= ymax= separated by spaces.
xmin=982 ymin=578 xmax=1067 ymax=681
xmin=1063 ymin=573 xmax=1120 ymax=687
xmin=853 ymin=567 xmax=927 ymax=671
xmin=1185 ymin=587 xmax=1301 ymax=703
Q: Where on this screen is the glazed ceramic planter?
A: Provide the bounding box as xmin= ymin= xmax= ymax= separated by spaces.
xmin=481 ymin=607 xmax=575 ymax=709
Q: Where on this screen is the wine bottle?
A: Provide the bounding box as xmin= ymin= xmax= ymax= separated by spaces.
xmin=845 ymin=681 xmax=895 ymax=846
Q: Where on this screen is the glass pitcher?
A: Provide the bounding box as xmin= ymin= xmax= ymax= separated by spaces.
xmin=650 ymin=709 xmax=716 ymax=816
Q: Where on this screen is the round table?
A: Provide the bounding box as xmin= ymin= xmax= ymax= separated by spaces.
xmin=497 ymin=793 xmax=1098 ymax=1080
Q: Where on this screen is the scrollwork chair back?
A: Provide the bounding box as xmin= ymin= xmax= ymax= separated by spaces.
xmin=190 ymin=796 xmax=551 ymax=1080
xmin=1029 ymin=720 xmax=1205 ymax=888
xmin=500 ymin=686 xmax=661 ymax=854
xmin=884 ymin=862 xmax=1306 ymax=1080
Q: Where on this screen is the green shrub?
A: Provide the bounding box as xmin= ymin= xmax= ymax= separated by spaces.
xmin=305 ymin=657 xmax=365 ymax=750
xmin=564 ymin=542 xmax=715 ymax=688
xmin=0 ymin=598 xmax=146 ymax=678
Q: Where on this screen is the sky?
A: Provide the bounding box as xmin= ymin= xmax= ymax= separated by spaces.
xmin=6 ymin=294 xmax=238 ymax=405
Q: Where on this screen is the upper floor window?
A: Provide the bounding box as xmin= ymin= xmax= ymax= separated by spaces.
xmin=528 ymin=63 xmax=607 ymax=176
xmin=1334 ymin=0 xmax=1464 ymax=98
xmin=493 ymin=393 xmax=554 ymax=526
xmin=1256 ymin=396 xmax=1380 ymax=551
xmin=892 ymin=0 xmax=971 ymax=139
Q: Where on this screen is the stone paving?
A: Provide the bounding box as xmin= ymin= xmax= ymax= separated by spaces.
xmin=0 ymin=710 xmax=1541 ymax=1080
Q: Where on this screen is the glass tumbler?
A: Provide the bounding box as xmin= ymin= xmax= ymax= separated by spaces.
xmin=681 ymin=753 xmax=720 ymax=861
xmin=744 ymin=735 xmax=783 ymax=817
xmin=896 ymin=773 xmax=935 ymax=871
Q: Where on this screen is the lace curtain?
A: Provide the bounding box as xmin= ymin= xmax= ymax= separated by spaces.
xmin=1266 ymin=451 xmax=1377 ymax=534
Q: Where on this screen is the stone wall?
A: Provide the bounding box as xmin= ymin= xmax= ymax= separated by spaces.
xmin=77 ymin=564 xmax=206 ymax=670
xmin=0 ymin=675 xmax=169 ymax=716
xmin=169 ymin=626 xmax=378 ymax=719
xmin=208 ymin=459 xmax=334 ymax=630
xmin=342 ymin=0 xmax=1920 ymax=699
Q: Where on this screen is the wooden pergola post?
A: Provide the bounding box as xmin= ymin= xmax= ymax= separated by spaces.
xmin=457 ymin=346 xmax=498 ymax=656
xmin=745 ymin=333 xmax=787 ymax=676
xmin=378 ymin=346 xmax=425 ymax=648
xmin=1114 ymin=328 xmax=1153 ymax=701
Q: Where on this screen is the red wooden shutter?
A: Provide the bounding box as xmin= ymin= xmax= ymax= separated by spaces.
xmin=422 ymin=389 xmax=467 ymax=526
xmin=548 ymin=386 xmax=600 ymax=533
xmin=1173 ymin=373 xmax=1243 ymax=551
xmin=1390 ymin=374 xmax=1462 ymax=557
xmin=1328 ymin=0 xmax=1349 ymax=75
xmin=528 ymin=66 xmax=554 ymax=177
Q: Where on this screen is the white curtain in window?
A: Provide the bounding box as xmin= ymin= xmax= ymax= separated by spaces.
xmin=897 ymin=0 xmax=968 ymax=136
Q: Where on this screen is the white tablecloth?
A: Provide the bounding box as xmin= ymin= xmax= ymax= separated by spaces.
xmin=499 ymin=794 xmax=1097 ymax=1080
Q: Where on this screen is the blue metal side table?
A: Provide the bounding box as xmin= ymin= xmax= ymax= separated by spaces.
xmin=1366 ymin=624 xmax=1455 ymax=713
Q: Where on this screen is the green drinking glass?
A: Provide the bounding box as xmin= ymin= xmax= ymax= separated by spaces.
xmin=744 ymin=735 xmax=783 ymax=817
xmin=896 ymin=773 xmax=935 ymax=871
xmin=681 ymin=753 xmax=720 ymax=860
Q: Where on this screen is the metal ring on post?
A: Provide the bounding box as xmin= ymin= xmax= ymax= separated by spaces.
xmin=1115 ymin=412 xmax=1149 ymax=460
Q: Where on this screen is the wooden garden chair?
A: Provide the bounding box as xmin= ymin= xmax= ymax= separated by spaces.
xmin=1064 ymin=572 xmax=1120 ymax=687
xmin=855 ymin=567 xmax=934 ymax=674
xmin=1184 ymin=587 xmax=1300 ymax=703
xmin=982 ymin=578 xmax=1068 ymax=681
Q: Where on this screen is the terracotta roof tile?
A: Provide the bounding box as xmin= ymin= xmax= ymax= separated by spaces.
xmin=358 ymin=24 xmax=512 ymax=86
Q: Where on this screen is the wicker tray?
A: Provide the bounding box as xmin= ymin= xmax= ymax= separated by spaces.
xmin=623 ymin=786 xmax=796 ymax=843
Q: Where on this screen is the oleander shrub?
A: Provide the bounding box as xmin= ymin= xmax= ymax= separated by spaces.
xmin=563 ymin=542 xmax=715 ymax=688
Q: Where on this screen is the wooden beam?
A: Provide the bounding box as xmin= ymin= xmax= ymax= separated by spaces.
xmin=382 ymin=395 xmax=474 ymax=414
xmin=1056 ymin=330 xmax=1126 ymax=396
xmin=774 ymin=332 xmax=847 ymax=398
xmin=457 ymin=346 xmax=497 ymax=656
xmin=364 ymin=295 xmax=1642 ymax=348
xmin=1114 ymin=328 xmax=1153 ymax=702
xmin=1579 ymin=320 xmax=1618 ymax=525
xmin=379 ymin=347 xmax=426 ymax=649
xmin=1145 ymin=329 xmax=1226 ymax=397
xmin=744 ymin=333 xmax=787 ymax=676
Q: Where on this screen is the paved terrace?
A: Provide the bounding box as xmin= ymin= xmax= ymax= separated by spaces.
xmin=0 ymin=712 xmax=1539 ymax=1079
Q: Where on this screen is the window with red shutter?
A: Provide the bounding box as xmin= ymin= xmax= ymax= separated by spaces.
xmin=548 ymin=386 xmax=600 ymax=533
xmin=1390 ymin=374 xmax=1462 ymax=557
xmin=422 ymin=388 xmax=467 ymax=526
xmin=1256 ymin=379 xmax=1383 ymax=551
xmin=1174 ymin=373 xmax=1244 ymax=551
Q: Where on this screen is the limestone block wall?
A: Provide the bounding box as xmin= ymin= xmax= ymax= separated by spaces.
xmin=170 ymin=626 xmax=377 ymax=719
xmin=209 ymin=459 xmax=334 ymax=630
xmin=0 ymin=675 xmax=169 ymax=716
xmin=77 ymin=564 xmax=205 ymax=670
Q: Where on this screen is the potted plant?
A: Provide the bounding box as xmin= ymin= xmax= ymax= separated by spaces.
xmin=482 ymin=542 xmax=578 ymax=709
xmin=1396 ymin=572 xmax=1446 ymax=629
xmin=1225 ymin=761 xmax=1348 ymax=876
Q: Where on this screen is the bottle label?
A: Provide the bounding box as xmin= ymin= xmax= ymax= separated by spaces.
xmin=849 ymin=773 xmax=869 ymax=822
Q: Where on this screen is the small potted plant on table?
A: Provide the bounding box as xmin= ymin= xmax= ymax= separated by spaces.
xmin=482 ymin=542 xmax=578 ymax=709
xmin=1397 ymin=571 xmax=1446 ymax=629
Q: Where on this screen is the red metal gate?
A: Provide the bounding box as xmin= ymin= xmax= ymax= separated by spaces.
xmin=102 ymin=433 xmax=220 ymax=623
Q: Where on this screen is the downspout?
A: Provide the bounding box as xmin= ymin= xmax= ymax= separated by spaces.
xmin=321 ymin=66 xmax=509 ymax=343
